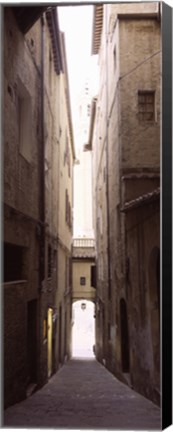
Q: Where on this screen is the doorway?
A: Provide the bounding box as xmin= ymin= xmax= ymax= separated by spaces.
xmin=58 ymin=305 xmax=62 ymax=364
xmin=148 ymin=247 xmax=160 ymax=382
xmin=120 ymin=298 xmax=130 ymax=373
xmin=64 ymin=310 xmax=67 ymax=356
xmin=27 ymin=299 xmax=37 ymax=385
xmin=72 ymin=300 xmax=95 ymax=358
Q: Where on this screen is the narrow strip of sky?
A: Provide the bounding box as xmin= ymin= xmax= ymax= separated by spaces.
xmin=58 ymin=5 xmax=95 ymax=136
xmin=58 ymin=5 xmax=93 ymax=88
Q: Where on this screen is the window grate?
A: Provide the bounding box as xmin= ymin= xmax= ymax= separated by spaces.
xmin=138 ymin=90 xmax=155 ymax=121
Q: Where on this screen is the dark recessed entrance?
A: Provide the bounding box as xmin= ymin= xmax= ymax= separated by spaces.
xmin=120 ymin=298 xmax=130 ymax=373
xmin=27 ymin=299 xmax=37 ymax=384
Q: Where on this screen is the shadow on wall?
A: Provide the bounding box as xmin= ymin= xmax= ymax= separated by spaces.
xmin=72 ymin=300 xmax=95 ymax=358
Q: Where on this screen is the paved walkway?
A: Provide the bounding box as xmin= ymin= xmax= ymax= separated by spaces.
xmin=4 ymin=359 xmax=161 ymax=430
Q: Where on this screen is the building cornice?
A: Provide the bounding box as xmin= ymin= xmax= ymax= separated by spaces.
xmin=46 ymin=8 xmax=64 ymax=75
xmin=12 ymin=5 xmax=50 ymax=34
xmin=121 ymin=187 xmax=160 ymax=213
xmin=117 ymin=12 xmax=160 ymax=20
xmin=60 ymin=31 xmax=76 ymax=160
xmin=91 ymin=4 xmax=103 ymax=55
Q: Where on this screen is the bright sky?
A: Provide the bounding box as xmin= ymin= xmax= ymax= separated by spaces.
xmin=58 ymin=5 xmax=98 ymax=143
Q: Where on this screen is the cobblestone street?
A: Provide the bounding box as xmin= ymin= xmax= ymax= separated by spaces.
xmin=4 ymin=359 xmax=161 ymax=430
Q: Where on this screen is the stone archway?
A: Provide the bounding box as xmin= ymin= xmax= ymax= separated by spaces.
xmin=148 ymin=247 xmax=160 ymax=384
xmin=120 ymin=298 xmax=130 ymax=373
xmin=72 ymin=300 xmax=95 ymax=358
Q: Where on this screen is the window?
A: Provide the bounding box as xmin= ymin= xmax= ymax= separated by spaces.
xmin=108 ymin=322 xmax=111 ymax=341
xmin=53 ymin=250 xmax=57 ymax=286
xmin=113 ymin=45 xmax=116 ymax=71
xmin=64 ymin=133 xmax=71 ymax=177
xmin=138 ymin=90 xmax=155 ymax=121
xmin=48 ymin=245 xmax=52 ymax=279
xmin=91 ymin=265 xmax=97 ymax=288
xmin=49 ymin=47 xmax=53 ymax=90
xmin=65 ymin=189 xmax=68 ymax=223
xmin=4 ymin=242 xmax=26 ymax=282
xmin=80 ymin=277 xmax=86 ymax=286
xmin=65 ymin=256 xmax=69 ymax=290
xmin=87 ymin=104 xmax=91 ymax=116
xmin=18 ymin=78 xmax=32 ymax=161
xmin=65 ymin=189 xmax=72 ymax=229
xmin=69 ymin=257 xmax=72 ymax=287
xmin=68 ymin=154 xmax=71 ymax=178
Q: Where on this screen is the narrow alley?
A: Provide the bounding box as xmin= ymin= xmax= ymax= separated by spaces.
xmin=4 ymin=359 xmax=161 ymax=430
xmin=3 ymin=2 xmax=162 ymax=430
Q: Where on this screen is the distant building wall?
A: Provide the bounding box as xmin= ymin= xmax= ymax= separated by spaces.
xmin=72 ymin=260 xmax=96 ymax=302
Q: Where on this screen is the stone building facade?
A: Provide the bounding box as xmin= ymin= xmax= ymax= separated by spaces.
xmin=89 ymin=2 xmax=160 ymax=405
xmin=3 ymin=6 xmax=74 ymax=408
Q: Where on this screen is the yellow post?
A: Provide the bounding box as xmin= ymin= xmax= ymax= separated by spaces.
xmin=47 ymin=308 xmax=53 ymax=377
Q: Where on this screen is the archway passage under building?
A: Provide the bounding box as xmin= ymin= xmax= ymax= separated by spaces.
xmin=72 ymin=300 xmax=95 ymax=358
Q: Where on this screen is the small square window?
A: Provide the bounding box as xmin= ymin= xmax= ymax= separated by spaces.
xmin=80 ymin=277 xmax=86 ymax=286
xmin=18 ymin=78 xmax=32 ymax=162
xmin=138 ymin=90 xmax=155 ymax=122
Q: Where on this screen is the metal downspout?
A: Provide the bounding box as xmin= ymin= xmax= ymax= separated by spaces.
xmin=105 ymin=5 xmax=112 ymax=303
xmin=38 ymin=15 xmax=46 ymax=387
xmin=40 ymin=15 xmax=45 ymax=287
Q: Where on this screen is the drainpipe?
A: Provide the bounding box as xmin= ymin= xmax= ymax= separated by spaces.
xmin=40 ymin=15 xmax=45 ymax=287
xmin=105 ymin=5 xmax=112 ymax=303
xmin=37 ymin=15 xmax=46 ymax=387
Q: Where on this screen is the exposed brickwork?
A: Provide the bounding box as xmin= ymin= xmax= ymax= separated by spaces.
xmin=91 ymin=3 xmax=160 ymax=405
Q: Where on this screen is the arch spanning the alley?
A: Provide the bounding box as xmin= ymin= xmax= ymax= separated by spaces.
xmin=148 ymin=247 xmax=160 ymax=383
xmin=72 ymin=300 xmax=95 ymax=358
